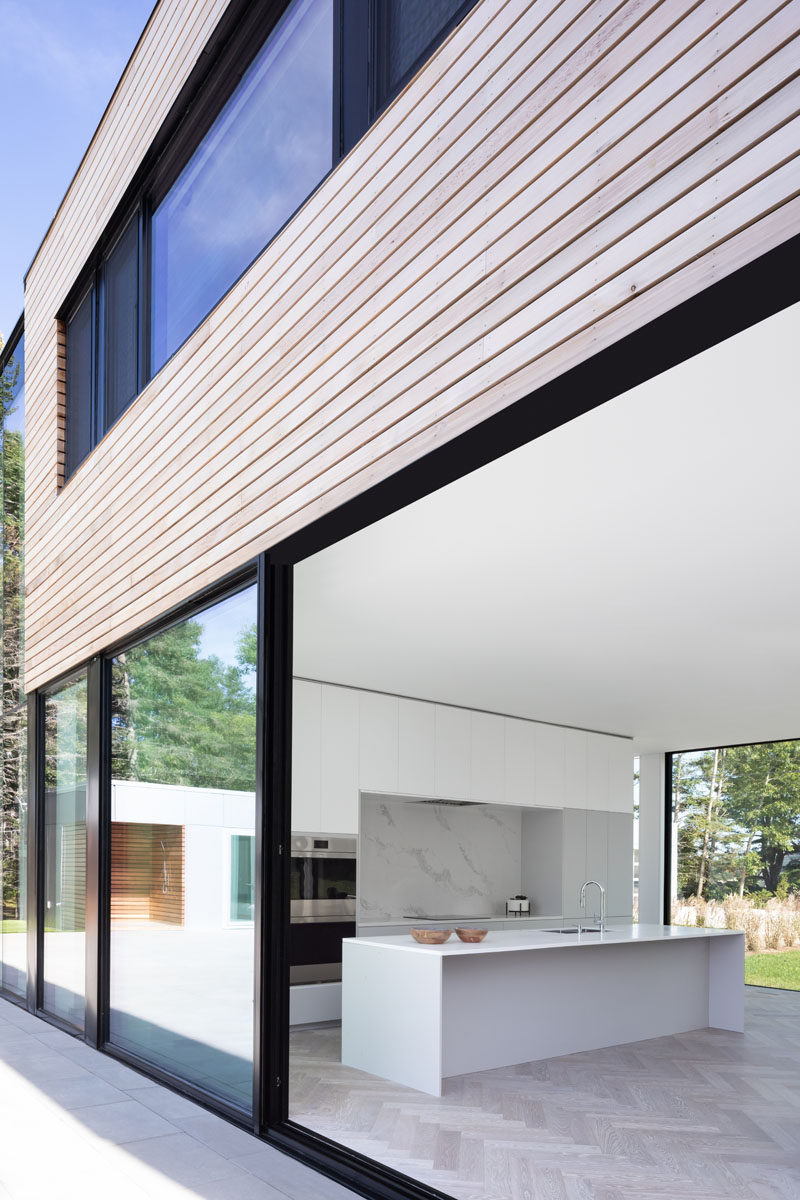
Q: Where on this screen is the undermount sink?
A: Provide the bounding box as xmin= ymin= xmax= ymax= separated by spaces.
xmin=543 ymin=926 xmax=603 ymax=934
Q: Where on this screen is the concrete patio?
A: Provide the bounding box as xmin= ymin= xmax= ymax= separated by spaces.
xmin=0 ymin=995 xmax=357 ymax=1200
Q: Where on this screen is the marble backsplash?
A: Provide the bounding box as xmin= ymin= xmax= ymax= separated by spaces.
xmin=358 ymin=792 xmax=522 ymax=923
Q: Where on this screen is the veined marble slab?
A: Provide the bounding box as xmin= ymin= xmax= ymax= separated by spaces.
xmin=358 ymin=793 xmax=521 ymax=923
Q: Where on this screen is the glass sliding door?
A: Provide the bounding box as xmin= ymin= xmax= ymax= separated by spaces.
xmin=108 ymin=584 xmax=257 ymax=1111
xmin=42 ymin=673 xmax=88 ymax=1029
xmin=1 ymin=329 xmax=27 ymax=998
xmin=1 ymin=711 xmax=28 ymax=997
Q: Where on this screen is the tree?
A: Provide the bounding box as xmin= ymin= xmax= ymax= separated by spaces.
xmin=674 ymin=741 xmax=800 ymax=901
xmin=724 ymin=742 xmax=800 ymax=893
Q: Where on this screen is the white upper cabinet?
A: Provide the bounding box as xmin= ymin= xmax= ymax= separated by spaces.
xmin=585 ymin=732 xmax=611 ymax=811
xmin=292 ymin=679 xmax=322 ymax=833
xmin=563 ymin=727 xmax=588 ymax=809
xmin=398 ymin=698 xmax=435 ymax=796
xmin=434 ymin=704 xmax=471 ymax=799
xmin=359 ymin=691 xmax=399 ymax=792
xmin=608 ymin=737 xmax=634 ymax=813
xmin=503 ymin=716 xmax=536 ymax=806
xmin=469 ymin=711 xmax=504 ymax=802
xmin=320 ymin=685 xmax=360 ymax=834
xmin=534 ymin=723 xmax=566 ymax=807
xmin=292 ymin=679 xmax=634 ymax=833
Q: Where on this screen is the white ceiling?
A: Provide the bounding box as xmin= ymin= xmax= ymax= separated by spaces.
xmin=294 ymin=302 xmax=800 ymax=754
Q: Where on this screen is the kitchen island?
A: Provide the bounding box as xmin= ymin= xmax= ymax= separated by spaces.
xmin=341 ymin=924 xmax=744 ymax=1096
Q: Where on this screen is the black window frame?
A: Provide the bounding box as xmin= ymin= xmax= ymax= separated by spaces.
xmin=63 ymin=206 xmax=147 ymax=480
xmin=58 ymin=0 xmax=480 ymax=484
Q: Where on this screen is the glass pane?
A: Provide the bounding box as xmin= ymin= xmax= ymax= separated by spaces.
xmin=1 ymin=708 xmax=28 ymax=997
xmin=671 ymin=740 xmax=800 ymax=991
xmin=104 ymin=217 xmax=139 ymax=431
xmin=376 ymin=0 xmax=464 ymax=105
xmin=2 ymin=333 xmax=25 ymax=711
xmin=65 ymin=290 xmax=93 ymax=477
xmin=150 ymin=0 xmax=333 ymax=373
xmin=109 ymin=585 xmax=257 ymax=1110
xmin=42 ymin=674 xmax=87 ymax=1028
xmin=230 ymin=834 xmax=255 ymax=921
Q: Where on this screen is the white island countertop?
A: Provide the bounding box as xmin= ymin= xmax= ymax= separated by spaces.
xmin=348 ymin=922 xmax=740 ymax=954
xmin=342 ymin=923 xmax=745 ymax=1096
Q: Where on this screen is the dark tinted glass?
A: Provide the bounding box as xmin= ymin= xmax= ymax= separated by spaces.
xmin=376 ymin=0 xmax=465 ymax=106
xmin=151 ymin=0 xmax=333 ymax=374
xmin=104 ymin=217 xmax=139 ymax=430
xmin=65 ymin=289 xmax=93 ymax=477
xmin=108 ymin=586 xmax=257 ymax=1110
xmin=42 ymin=673 xmax=87 ymax=1030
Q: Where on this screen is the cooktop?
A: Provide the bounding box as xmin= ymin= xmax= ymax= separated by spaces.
xmin=402 ymin=914 xmax=494 ymax=921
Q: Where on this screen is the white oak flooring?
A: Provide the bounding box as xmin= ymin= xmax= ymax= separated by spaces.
xmin=289 ymin=986 xmax=800 ymax=1200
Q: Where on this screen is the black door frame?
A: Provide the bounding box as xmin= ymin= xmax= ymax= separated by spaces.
xmin=255 ymin=235 xmax=800 ymax=1199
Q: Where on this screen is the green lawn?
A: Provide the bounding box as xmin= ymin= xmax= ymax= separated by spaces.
xmin=0 ymin=919 xmax=26 ymax=934
xmin=745 ymin=949 xmax=800 ymax=990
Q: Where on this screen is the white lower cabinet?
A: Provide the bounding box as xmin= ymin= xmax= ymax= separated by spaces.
xmin=606 ymin=811 xmax=634 ymax=917
xmin=585 ymin=810 xmax=609 ymax=893
xmin=561 ymin=807 xmax=633 ymax=920
xmin=562 ymin=809 xmax=588 ymax=920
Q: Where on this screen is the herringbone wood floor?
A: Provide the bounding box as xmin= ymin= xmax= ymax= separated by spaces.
xmin=289 ymin=987 xmax=800 ymax=1200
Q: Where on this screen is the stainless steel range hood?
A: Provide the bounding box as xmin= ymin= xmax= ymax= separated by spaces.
xmin=409 ymin=798 xmax=486 ymax=807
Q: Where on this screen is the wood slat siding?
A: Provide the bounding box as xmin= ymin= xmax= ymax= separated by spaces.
xmin=23 ymin=0 xmax=800 ymax=689
xmin=110 ymin=822 xmax=185 ymax=928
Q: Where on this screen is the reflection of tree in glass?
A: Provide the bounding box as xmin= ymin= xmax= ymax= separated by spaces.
xmin=1 ymin=338 xmax=24 ymax=714
xmin=112 ymin=619 xmax=256 ymax=791
xmin=43 ymin=679 xmax=88 ymax=793
xmin=1 ymin=337 xmax=25 ymax=924
xmin=1 ymin=716 xmax=26 ymax=922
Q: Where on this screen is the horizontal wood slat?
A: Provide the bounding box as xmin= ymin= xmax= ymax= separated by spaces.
xmin=23 ymin=0 xmax=800 ymax=688
xmin=110 ymin=821 xmax=185 ymax=927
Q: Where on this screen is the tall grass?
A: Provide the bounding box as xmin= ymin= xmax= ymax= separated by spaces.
xmin=673 ymin=893 xmax=800 ymax=953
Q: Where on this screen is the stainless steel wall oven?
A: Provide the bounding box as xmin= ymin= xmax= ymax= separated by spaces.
xmin=289 ymin=834 xmax=356 ymax=985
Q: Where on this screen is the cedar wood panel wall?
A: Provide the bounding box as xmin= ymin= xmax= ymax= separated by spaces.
xmin=24 ymin=0 xmax=800 ymax=690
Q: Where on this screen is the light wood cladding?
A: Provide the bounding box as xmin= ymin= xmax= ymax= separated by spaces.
xmin=23 ymin=0 xmax=800 ymax=688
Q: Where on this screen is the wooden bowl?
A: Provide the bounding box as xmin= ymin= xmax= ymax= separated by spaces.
xmin=410 ymin=928 xmax=452 ymax=944
xmin=455 ymin=927 xmax=488 ymax=943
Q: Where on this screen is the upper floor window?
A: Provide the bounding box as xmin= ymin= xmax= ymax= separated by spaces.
xmin=65 ymin=212 xmax=142 ymax=478
xmin=375 ymin=0 xmax=467 ymax=109
xmin=151 ymin=0 xmax=333 ymax=375
xmin=63 ymin=0 xmax=476 ymax=482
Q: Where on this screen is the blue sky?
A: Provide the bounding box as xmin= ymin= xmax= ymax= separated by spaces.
xmin=0 ymin=0 xmax=155 ymax=339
